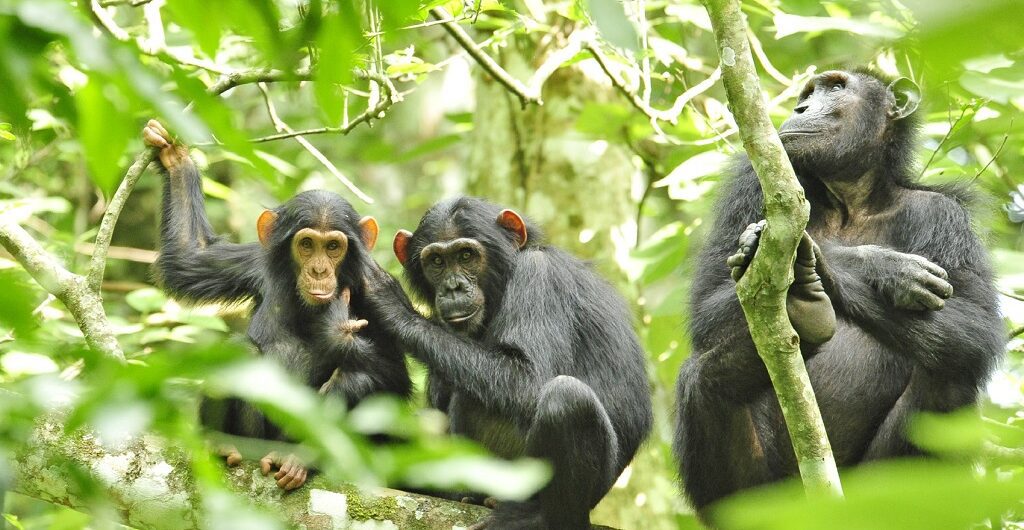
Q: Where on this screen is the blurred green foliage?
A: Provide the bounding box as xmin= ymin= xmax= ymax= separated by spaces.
xmin=1 ymin=0 xmax=1023 ymax=528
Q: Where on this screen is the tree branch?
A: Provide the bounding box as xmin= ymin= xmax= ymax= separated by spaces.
xmin=86 ymin=150 xmax=157 ymax=293
xmin=430 ymin=7 xmax=542 ymax=108
xmin=12 ymin=422 xmax=494 ymax=530
xmin=0 ymin=222 xmax=123 ymax=360
xmin=702 ymin=0 xmax=843 ymax=497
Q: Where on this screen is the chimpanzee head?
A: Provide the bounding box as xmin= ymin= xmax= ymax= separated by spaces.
xmin=392 ymin=197 xmax=539 ymax=336
xmin=779 ymin=69 xmax=921 ymax=181
xmin=257 ymin=190 xmax=378 ymax=308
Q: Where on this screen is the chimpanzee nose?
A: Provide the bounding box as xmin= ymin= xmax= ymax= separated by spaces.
xmin=312 ymin=266 xmax=327 ymax=278
xmin=794 ymin=102 xmax=809 ymax=114
xmin=444 ymin=277 xmax=461 ymax=291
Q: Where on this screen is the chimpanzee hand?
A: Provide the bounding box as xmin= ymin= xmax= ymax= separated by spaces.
xmin=336 ymin=287 xmax=368 ymax=341
xmin=259 ymin=452 xmax=308 ymax=491
xmin=361 ymin=260 xmax=417 ymax=327
xmin=142 ymin=119 xmax=190 ymax=171
xmin=727 ymin=221 xmax=836 ymax=344
xmin=857 ymin=245 xmax=953 ymax=311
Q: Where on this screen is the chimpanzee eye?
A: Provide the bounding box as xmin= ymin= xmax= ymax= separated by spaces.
xmin=431 ymin=256 xmax=443 ymax=266
xmin=300 ymin=238 xmax=313 ymax=249
xmin=459 ymin=250 xmax=472 ymax=262
xmin=831 ymin=83 xmax=844 ymax=92
xmin=326 ymin=241 xmax=340 ymax=251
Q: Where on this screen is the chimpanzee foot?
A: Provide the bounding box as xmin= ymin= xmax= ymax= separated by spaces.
xmin=726 ymin=220 xmax=766 ymax=281
xmin=260 ymin=452 xmax=308 ymax=490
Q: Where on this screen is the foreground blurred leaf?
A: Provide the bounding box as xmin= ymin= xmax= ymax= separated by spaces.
xmin=714 ymin=459 xmax=1024 ymax=530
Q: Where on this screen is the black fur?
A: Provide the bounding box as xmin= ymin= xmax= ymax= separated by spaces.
xmin=154 ymin=155 xmax=411 ymax=444
xmin=365 ymin=197 xmax=653 ymax=530
xmin=674 ymin=69 xmax=1005 ymax=516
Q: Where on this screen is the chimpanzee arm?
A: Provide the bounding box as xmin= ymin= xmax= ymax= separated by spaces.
xmin=145 ymin=122 xmax=264 ymax=303
xmin=818 ymin=192 xmax=1004 ymax=383
xmin=364 ymin=258 xmax=562 ymax=419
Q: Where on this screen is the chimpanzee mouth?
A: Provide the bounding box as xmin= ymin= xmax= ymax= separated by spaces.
xmin=778 ymin=130 xmax=821 ymax=137
xmin=307 ymin=291 xmax=334 ymax=302
xmin=443 ymin=308 xmax=480 ymax=324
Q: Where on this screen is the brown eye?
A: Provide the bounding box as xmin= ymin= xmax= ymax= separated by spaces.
xmin=300 ymin=238 xmax=313 ymax=249
xmin=431 ymin=256 xmax=443 ymax=266
xmin=459 ymin=250 xmax=472 ymax=262
xmin=326 ymin=241 xmax=340 ymax=251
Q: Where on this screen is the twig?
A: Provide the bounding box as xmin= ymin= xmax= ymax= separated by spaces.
xmin=206 ymin=68 xmax=313 ymax=96
xmin=746 ymin=26 xmax=791 ymax=86
xmin=1002 ymin=290 xmax=1024 ymax=302
xmin=430 ymin=7 xmax=542 ymax=108
xmin=88 ymin=0 xmax=228 ymax=73
xmin=973 ymin=125 xmax=1011 ymax=182
xmin=86 ymin=150 xmax=158 ymax=292
xmin=585 ymin=40 xmax=721 ymax=127
xmin=75 ymin=243 xmax=158 ymax=264
xmin=1010 ymin=325 xmax=1024 ymax=340
xmin=257 ymin=83 xmax=374 ymax=204
xmin=920 ymin=104 xmax=970 ymax=179
xmin=99 ymin=0 xmax=153 ymax=6
xmin=527 ymin=28 xmax=594 ymax=95
xmin=0 ymin=222 xmax=124 ymax=360
xmin=248 ymin=70 xmax=397 ymax=144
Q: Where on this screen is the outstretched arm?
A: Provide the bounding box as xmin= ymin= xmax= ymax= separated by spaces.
xmin=143 ymin=120 xmax=264 ymax=303
xmin=362 ymin=262 xmax=546 ymax=419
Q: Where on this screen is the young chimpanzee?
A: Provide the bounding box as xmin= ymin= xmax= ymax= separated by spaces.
xmin=361 ymin=197 xmax=653 ymax=530
xmin=674 ymin=69 xmax=1006 ymax=516
xmin=142 ymin=120 xmax=411 ymax=490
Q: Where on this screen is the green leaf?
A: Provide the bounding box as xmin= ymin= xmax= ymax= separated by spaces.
xmin=126 ymin=288 xmax=169 ymax=314
xmin=75 ymin=79 xmax=131 ymax=196
xmin=314 ymin=3 xmax=362 ymax=123
xmin=960 ymin=62 xmax=1024 ymax=104
xmin=773 ymin=14 xmax=902 ymax=39
xmin=587 ymin=0 xmax=640 ymax=53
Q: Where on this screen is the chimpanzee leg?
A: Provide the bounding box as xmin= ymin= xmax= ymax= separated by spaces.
xmin=526 ymin=375 xmax=617 ymax=530
xmin=675 ymin=355 xmax=772 ymax=514
xmin=863 ymin=369 xmax=978 ymax=460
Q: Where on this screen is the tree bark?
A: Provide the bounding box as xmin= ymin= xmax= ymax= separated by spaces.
xmin=702 ymin=0 xmax=843 ymax=497
xmin=12 ymin=421 xmax=492 ymax=530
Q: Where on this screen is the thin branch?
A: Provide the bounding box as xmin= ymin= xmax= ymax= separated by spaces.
xmin=206 ymin=68 xmax=313 ymax=96
xmin=430 ymin=7 xmax=542 ymax=108
xmin=920 ymin=104 xmax=970 ymax=179
xmin=88 ymin=0 xmax=228 ymax=73
xmin=1002 ymin=290 xmax=1024 ymax=302
xmin=527 ymin=28 xmax=595 ymax=95
xmin=87 ymin=150 xmax=157 ymax=292
xmin=75 ymin=243 xmax=158 ymax=263
xmin=1010 ymin=325 xmax=1024 ymax=340
xmin=0 ymin=222 xmax=123 ymax=360
xmin=585 ymin=40 xmax=721 ymax=127
xmin=746 ymin=26 xmax=791 ymax=86
xmin=257 ymin=83 xmax=374 ymax=204
xmin=99 ymin=0 xmax=153 ymax=6
xmin=973 ymin=125 xmax=1011 ymax=182
xmin=248 ymin=70 xmax=397 ymax=144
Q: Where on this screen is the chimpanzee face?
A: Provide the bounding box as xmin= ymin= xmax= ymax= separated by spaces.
xmin=419 ymin=238 xmax=488 ymax=334
xmin=778 ymin=70 xmax=919 ymax=179
xmin=257 ymin=205 xmax=379 ymax=307
xmin=291 ymin=228 xmax=349 ymax=306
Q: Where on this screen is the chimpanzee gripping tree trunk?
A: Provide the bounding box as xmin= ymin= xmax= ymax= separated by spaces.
xmin=700 ymin=0 xmax=843 ymax=497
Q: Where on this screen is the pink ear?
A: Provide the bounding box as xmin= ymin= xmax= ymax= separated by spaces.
xmin=393 ymin=229 xmax=413 ymax=265
xmin=256 ymin=210 xmax=278 ymax=247
xmin=359 ymin=216 xmax=379 ymax=250
xmin=497 ymin=209 xmax=527 ymax=248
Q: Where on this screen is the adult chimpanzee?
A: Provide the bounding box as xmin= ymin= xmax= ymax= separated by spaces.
xmin=674 ymin=68 xmax=1006 ymax=515
xmin=361 ymin=197 xmax=652 ymax=529
xmin=142 ymin=120 xmax=411 ymax=490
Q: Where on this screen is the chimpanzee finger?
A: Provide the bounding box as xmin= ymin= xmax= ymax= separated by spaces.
xmin=795 ymin=232 xmax=816 ymax=266
xmin=341 ymin=287 xmax=351 ymax=305
xmin=911 ymin=286 xmax=945 ymax=310
xmin=277 ymin=465 xmax=305 ymax=490
xmin=726 ymin=252 xmax=748 ymax=268
xmin=142 ymin=127 xmax=169 ymax=149
xmin=147 ymin=119 xmax=170 ymax=139
xmin=260 ymin=452 xmax=279 ymax=475
xmin=286 ymin=468 xmax=308 ymax=490
xmin=919 ymin=272 xmax=954 ymax=299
